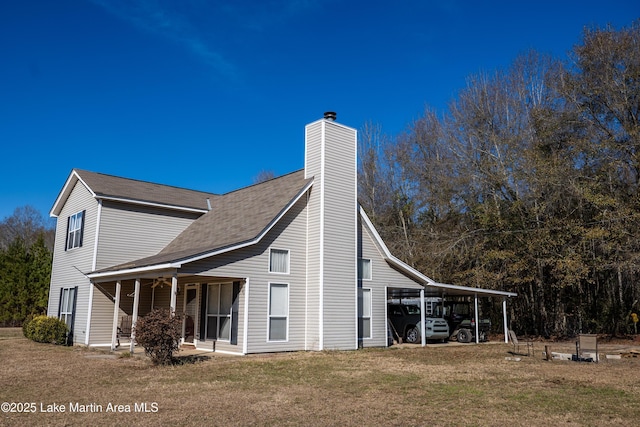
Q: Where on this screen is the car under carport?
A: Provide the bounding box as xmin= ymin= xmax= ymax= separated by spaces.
xmin=387 ymin=282 xmax=516 ymax=346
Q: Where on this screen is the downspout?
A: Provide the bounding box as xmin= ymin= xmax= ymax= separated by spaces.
xmin=385 ymin=286 xmax=389 ymax=347
xmin=305 ymin=192 xmax=309 ymax=351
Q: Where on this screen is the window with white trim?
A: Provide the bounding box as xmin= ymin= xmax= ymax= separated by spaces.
xmin=268 ymin=283 xmax=288 ymax=341
xmin=66 ymin=211 xmax=85 ymax=250
xmin=206 ymin=283 xmax=233 ymax=341
xmin=358 ymin=258 xmax=372 ymax=280
xmin=269 ymin=249 xmax=290 ymax=274
xmin=358 ymin=288 xmax=372 ymax=339
xmin=59 ymin=287 xmax=76 ymax=327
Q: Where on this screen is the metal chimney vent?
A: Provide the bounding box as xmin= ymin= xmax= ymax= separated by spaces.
xmin=324 ymin=111 xmax=337 ymax=121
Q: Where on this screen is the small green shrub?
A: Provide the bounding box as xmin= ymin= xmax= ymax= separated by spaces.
xmin=133 ymin=308 xmax=182 ymax=365
xmin=23 ymin=315 xmax=68 ymax=345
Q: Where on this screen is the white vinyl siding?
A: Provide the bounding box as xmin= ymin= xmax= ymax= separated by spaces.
xmin=268 ymin=283 xmax=288 ymax=341
xmin=358 ymin=218 xmax=423 ymax=348
xmin=269 ymin=248 xmax=289 ymax=274
xmin=48 ymin=181 xmax=97 ymax=345
xmin=318 ymin=120 xmax=358 ymax=350
xmin=96 ymin=201 xmax=199 ymax=270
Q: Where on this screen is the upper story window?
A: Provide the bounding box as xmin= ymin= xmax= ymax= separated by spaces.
xmin=269 ymin=249 xmax=290 ymax=274
xmin=358 ymin=258 xmax=372 ymax=280
xmin=66 ymin=210 xmax=85 ymax=250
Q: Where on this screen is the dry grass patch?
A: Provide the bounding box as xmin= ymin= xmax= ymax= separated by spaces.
xmin=1 ymin=328 xmax=639 ymax=426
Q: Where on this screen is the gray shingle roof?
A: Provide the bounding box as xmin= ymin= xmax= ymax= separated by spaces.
xmin=94 ymin=169 xmax=312 ymax=273
xmin=76 ymin=169 xmax=220 ymax=211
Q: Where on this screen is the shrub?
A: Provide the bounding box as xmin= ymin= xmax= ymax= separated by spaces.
xmin=133 ymin=308 xmax=182 ymax=365
xmin=23 ymin=315 xmax=68 ymax=345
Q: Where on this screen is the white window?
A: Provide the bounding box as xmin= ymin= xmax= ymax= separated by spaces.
xmin=59 ymin=287 xmax=76 ymax=327
xmin=359 ymin=288 xmax=372 ymax=339
xmin=268 ymin=283 xmax=288 ymax=341
xmin=269 ymin=249 xmax=290 ymax=274
xmin=206 ymin=283 xmax=233 ymax=341
xmin=66 ymin=211 xmax=85 ymax=250
xmin=358 ymin=258 xmax=372 ymax=280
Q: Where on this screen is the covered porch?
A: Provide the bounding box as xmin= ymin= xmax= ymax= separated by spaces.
xmin=91 ymin=270 xmax=247 ymax=355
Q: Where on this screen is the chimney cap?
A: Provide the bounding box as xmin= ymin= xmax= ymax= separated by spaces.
xmin=324 ymin=111 xmax=337 ymax=121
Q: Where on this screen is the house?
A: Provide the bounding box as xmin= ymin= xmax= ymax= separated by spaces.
xmin=47 ymin=113 xmax=516 ymax=355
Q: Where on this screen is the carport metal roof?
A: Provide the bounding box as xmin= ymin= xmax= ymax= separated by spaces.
xmin=388 ymin=282 xmax=516 ymax=299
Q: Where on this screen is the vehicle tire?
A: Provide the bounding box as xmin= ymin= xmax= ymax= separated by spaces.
xmin=457 ymin=328 xmax=472 ymax=343
xmin=405 ymin=326 xmax=420 ymax=343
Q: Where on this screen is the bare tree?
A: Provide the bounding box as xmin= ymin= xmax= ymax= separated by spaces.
xmin=0 ymin=206 xmax=54 ymax=251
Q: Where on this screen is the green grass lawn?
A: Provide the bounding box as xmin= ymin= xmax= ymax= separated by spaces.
xmin=1 ymin=328 xmax=639 ymax=426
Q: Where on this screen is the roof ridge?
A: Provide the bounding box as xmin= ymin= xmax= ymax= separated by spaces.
xmin=74 ymin=169 xmax=220 ymax=196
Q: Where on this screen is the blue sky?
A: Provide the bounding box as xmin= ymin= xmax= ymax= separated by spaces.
xmin=1 ymin=0 xmax=638 ymax=222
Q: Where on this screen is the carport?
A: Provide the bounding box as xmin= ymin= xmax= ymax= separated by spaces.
xmin=387 ymin=283 xmax=517 ymax=347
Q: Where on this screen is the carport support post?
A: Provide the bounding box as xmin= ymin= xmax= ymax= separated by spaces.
xmin=474 ymin=293 xmax=479 ymax=344
xmin=110 ymin=280 xmax=121 ymax=350
xmin=129 ymin=278 xmax=141 ymax=354
xmin=502 ymin=298 xmax=508 ymax=343
xmin=420 ymin=288 xmax=426 ymax=347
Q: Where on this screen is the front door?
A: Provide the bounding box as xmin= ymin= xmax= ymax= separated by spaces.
xmin=182 ymin=285 xmax=199 ymax=344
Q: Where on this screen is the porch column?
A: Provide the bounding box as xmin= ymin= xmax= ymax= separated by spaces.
xmin=110 ymin=280 xmax=121 ymax=350
xmin=503 ymin=298 xmax=508 ymax=343
xmin=420 ymin=288 xmax=426 ymax=347
xmin=474 ymin=293 xmax=479 ymax=344
xmin=129 ymin=278 xmax=141 ymax=354
xmin=170 ymin=273 xmax=178 ymax=316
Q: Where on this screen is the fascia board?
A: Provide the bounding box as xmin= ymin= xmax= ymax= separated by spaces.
xmin=87 ymin=263 xmax=182 ymax=280
xmin=96 ymin=195 xmax=209 ymax=214
xmin=50 ymin=170 xmax=97 ymax=217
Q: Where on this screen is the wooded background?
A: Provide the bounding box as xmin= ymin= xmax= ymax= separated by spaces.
xmin=359 ymin=22 xmax=640 ymax=337
xmin=0 ymin=206 xmax=54 ymax=326
xmin=1 ymin=23 xmax=638 ymax=337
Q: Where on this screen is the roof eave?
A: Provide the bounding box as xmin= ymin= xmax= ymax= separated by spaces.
xmin=96 ymin=195 xmax=210 ymax=214
xmin=87 ymin=262 xmax=182 ymax=280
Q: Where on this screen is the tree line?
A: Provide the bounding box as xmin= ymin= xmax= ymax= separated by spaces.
xmin=0 ymin=206 xmax=54 ymax=326
xmin=359 ymin=22 xmax=640 ymax=337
